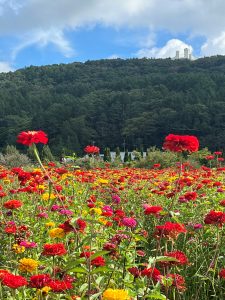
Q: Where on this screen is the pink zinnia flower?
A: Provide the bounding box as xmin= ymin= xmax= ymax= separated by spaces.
xmin=122 ymin=217 xmax=137 ymax=228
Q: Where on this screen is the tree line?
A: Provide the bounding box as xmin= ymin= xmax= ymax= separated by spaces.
xmin=1 ymin=56 xmax=225 ymax=155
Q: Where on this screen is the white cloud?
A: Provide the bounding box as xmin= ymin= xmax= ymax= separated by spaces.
xmin=0 ymin=0 xmax=225 ymax=58
xmin=12 ymin=29 xmax=74 ymax=59
xmin=0 ymin=61 xmax=13 ymax=72
xmin=201 ymin=32 xmax=225 ymax=57
xmin=136 ymin=39 xmax=193 ymax=59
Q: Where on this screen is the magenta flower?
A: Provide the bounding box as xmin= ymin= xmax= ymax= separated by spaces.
xmin=122 ymin=217 xmax=137 ymax=228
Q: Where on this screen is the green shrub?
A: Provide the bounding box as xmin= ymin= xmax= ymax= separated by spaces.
xmin=134 ymin=146 xmax=179 ymax=168
xmin=0 ymin=145 xmax=30 ymax=167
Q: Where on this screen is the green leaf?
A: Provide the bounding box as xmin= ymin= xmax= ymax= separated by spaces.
xmin=65 ymin=257 xmax=86 ymax=271
xmin=79 ymin=283 xmax=88 ymax=293
xmin=146 ymin=291 xmax=167 ymax=299
xmin=95 ymin=276 xmax=105 ymax=285
xmin=90 ymin=250 xmax=110 ymax=260
xmin=91 ymin=266 xmax=112 ymax=274
xmin=134 ymin=234 xmax=148 ymax=243
xmin=155 ymin=256 xmax=179 ymax=262
xmin=90 ymin=292 xmax=102 ymax=299
xmin=69 ymin=266 xmax=88 ymax=274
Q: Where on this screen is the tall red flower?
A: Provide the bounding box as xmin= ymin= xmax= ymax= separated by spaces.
xmin=42 ymin=243 xmax=67 ymax=256
xmin=163 ymin=134 xmax=199 ymax=153
xmin=17 ymin=130 xmax=48 ymax=146
xmin=84 ymin=145 xmax=100 ymax=154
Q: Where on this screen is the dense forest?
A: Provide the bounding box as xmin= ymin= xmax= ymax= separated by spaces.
xmin=1 ymin=56 xmax=225 ymax=155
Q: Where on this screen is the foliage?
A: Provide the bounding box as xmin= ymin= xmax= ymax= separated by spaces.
xmin=2 ymin=56 xmax=225 ymax=154
xmin=103 ymin=147 xmax=111 ymax=162
xmin=41 ymin=144 xmax=55 ymax=162
xmin=0 ymin=145 xmax=30 ymax=167
xmin=134 ymin=147 xmax=179 ymax=168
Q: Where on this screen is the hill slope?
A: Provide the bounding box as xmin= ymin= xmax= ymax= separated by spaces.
xmin=1 ymin=56 xmax=225 ymax=154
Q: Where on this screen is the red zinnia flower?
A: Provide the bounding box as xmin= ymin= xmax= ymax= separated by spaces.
xmin=162 ymin=250 xmax=189 ymax=266
xmin=91 ymin=256 xmax=105 ymax=267
xmin=17 ymin=130 xmax=48 ymax=146
xmin=155 ymin=222 xmax=187 ymax=239
xmin=219 ymin=269 xmax=225 ymax=278
xmin=2 ymin=273 xmax=27 ymax=289
xmin=163 ymin=134 xmax=199 ymax=153
xmin=141 ymin=267 xmax=161 ymax=282
xmin=29 ymin=274 xmax=51 ymax=288
xmin=0 ymin=269 xmax=10 ymax=280
xmin=214 ymin=151 xmax=222 ymax=156
xmin=84 ymin=145 xmax=100 ymax=154
xmin=128 ymin=267 xmax=141 ymax=278
xmin=162 ymin=274 xmax=186 ymax=291
xmin=42 ymin=243 xmax=67 ymax=256
xmin=205 ymin=155 xmax=214 ymax=160
xmin=143 ymin=205 xmax=163 ymax=215
xmin=76 ymin=218 xmax=87 ymax=233
xmin=204 ymin=210 xmax=225 ymax=226
xmin=48 ymin=279 xmax=73 ymax=292
xmin=3 ymin=200 xmax=22 ymax=210
xmin=58 ymin=220 xmax=74 ymax=233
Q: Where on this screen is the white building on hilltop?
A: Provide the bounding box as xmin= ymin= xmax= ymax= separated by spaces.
xmin=174 ymin=48 xmax=193 ymax=60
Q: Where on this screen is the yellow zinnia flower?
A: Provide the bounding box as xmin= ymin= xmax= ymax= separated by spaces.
xmin=42 ymin=193 xmax=56 ymax=201
xmin=12 ymin=244 xmax=25 ymax=254
xmin=45 ymin=221 xmax=55 ymax=227
xmin=102 ymin=288 xmax=130 ymax=300
xmin=90 ymin=208 xmax=102 ymax=215
xmin=19 ymin=258 xmax=38 ymax=273
xmin=49 ymin=228 xmax=65 ymax=238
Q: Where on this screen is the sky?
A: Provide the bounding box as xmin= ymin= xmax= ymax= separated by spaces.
xmin=1 ymin=0 xmax=225 ymax=72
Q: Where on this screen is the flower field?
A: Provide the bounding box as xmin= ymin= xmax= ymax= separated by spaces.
xmin=1 ymin=132 xmax=225 ymax=299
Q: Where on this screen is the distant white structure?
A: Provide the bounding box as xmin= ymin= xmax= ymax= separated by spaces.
xmin=175 ymin=50 xmax=179 ymax=59
xmin=174 ymin=48 xmax=192 ymax=60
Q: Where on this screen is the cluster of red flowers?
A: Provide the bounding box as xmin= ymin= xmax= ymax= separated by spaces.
xmin=29 ymin=274 xmax=73 ymax=292
xmin=163 ymin=134 xmax=199 ymax=153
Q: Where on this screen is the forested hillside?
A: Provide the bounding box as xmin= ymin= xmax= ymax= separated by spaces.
xmin=1 ymin=56 xmax=225 ymax=155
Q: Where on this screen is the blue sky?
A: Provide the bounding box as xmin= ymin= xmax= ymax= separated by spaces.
xmin=0 ymin=0 xmax=225 ymax=72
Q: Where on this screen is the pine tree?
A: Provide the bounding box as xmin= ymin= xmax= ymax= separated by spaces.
xmin=104 ymin=147 xmax=111 ymax=162
xmin=115 ymin=146 xmax=121 ymax=161
xmin=41 ymin=145 xmax=55 ymax=162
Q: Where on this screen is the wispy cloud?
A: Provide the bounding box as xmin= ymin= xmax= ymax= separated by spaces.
xmin=12 ymin=29 xmax=74 ymax=60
